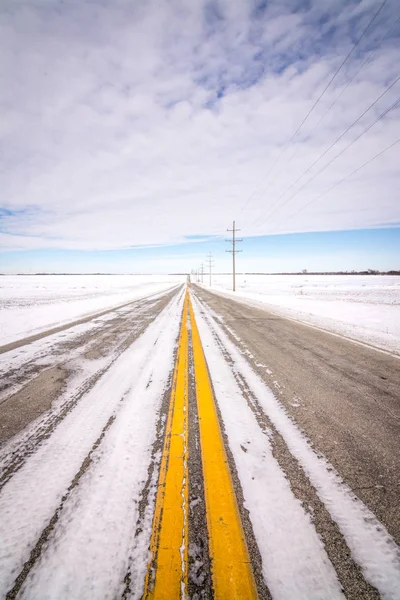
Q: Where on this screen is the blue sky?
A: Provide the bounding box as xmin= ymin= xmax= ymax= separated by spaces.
xmin=0 ymin=0 xmax=399 ymax=272
xmin=2 ymin=228 xmax=399 ymax=273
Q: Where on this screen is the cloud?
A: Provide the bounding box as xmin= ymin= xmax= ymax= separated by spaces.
xmin=0 ymin=0 xmax=399 ymax=252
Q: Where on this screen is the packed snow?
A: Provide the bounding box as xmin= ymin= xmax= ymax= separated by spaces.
xmin=0 ymin=274 xmax=185 ymax=345
xmin=204 ymin=274 xmax=400 ymax=355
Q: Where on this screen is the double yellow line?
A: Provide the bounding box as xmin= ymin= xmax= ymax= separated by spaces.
xmin=143 ymin=292 xmax=189 ymax=598
xmin=143 ymin=289 xmax=258 ymax=599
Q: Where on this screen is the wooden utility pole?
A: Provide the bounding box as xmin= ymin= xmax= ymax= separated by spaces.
xmin=206 ymin=252 xmax=214 ymax=286
xmin=200 ymin=263 xmax=204 ymax=284
xmin=226 ymin=221 xmax=242 ymax=292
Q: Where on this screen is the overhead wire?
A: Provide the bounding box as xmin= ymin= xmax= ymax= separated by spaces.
xmin=253 ymin=93 xmax=400 ymax=228
xmin=251 ymin=72 xmax=400 ymax=227
xmin=276 ymin=137 xmax=400 ymax=228
xmin=245 ymin=15 xmax=400 ymax=211
xmin=239 ymin=0 xmax=388 ymax=214
xmin=308 ymin=15 xmax=400 ymax=135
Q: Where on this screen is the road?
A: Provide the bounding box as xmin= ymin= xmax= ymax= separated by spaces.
xmin=0 ymin=284 xmax=399 ymax=599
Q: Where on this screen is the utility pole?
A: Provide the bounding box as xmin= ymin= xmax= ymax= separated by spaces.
xmin=206 ymin=252 xmax=214 ymax=287
xmin=226 ymin=220 xmax=242 ymax=292
xmin=200 ymin=262 xmax=204 ymax=284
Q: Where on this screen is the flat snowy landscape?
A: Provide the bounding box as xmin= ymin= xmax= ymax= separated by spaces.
xmin=2 ymin=0 xmax=400 ymax=597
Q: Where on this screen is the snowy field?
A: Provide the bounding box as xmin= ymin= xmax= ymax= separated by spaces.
xmin=0 ymin=274 xmax=185 ymax=346
xmin=205 ymin=274 xmax=400 ymax=355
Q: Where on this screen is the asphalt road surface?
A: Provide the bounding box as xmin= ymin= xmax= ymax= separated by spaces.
xmin=0 ymin=283 xmax=399 ymax=600
xmin=194 ymin=284 xmax=400 ymax=545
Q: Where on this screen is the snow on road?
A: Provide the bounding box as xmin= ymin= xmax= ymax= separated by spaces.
xmin=192 ymin=291 xmax=400 ymax=600
xmin=206 ymin=274 xmax=400 ymax=354
xmin=1 ymin=281 xmax=399 ymax=599
xmin=0 ymin=292 xmax=166 ymax=404
xmin=0 ymin=288 xmax=185 ymax=598
xmin=0 ymin=274 xmax=184 ymax=345
xmin=191 ymin=295 xmax=344 ymax=600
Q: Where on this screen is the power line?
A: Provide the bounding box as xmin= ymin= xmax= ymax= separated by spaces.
xmin=247 ymin=15 xmax=400 ymax=210
xmin=225 ymin=221 xmax=242 ymax=292
xmin=282 ymin=137 xmax=399 ymax=225
xmin=254 ymin=92 xmax=400 ymax=229
xmin=309 ymin=16 xmax=400 ymax=135
xmin=282 ymin=0 xmax=388 ymax=143
xmin=206 ymin=252 xmax=214 ymax=287
xmin=240 ymin=0 xmax=388 ymax=214
xmin=199 ymin=262 xmax=204 ymax=284
xmin=252 ymin=72 xmax=400 ymax=227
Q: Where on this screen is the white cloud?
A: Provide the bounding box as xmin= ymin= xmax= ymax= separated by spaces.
xmin=0 ymin=0 xmax=399 ymax=252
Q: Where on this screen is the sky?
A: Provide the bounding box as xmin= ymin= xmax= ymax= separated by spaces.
xmin=0 ymin=0 xmax=399 ymax=273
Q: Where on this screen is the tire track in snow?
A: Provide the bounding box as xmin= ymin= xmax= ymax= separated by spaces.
xmin=0 ymin=294 xmax=159 ymax=403
xmin=192 ymin=291 xmax=400 ymax=600
xmin=143 ymin=291 xmax=189 ymax=599
xmin=0 ymin=289 xmax=185 ymax=598
xmin=121 ymin=386 xmax=171 ymax=600
xmin=17 ymin=288 xmax=185 ymax=600
xmin=5 ymin=414 xmax=117 ymax=600
xmin=0 ymin=289 xmax=178 ymax=489
xmin=0 ymin=285 xmax=180 ymax=354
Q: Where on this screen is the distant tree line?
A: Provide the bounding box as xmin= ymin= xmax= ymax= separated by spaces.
xmin=224 ymin=270 xmax=400 ymax=276
xmin=1 ymin=270 xmax=399 ymax=276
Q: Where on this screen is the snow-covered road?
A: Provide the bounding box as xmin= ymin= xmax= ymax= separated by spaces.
xmin=0 ymin=284 xmax=399 ymax=600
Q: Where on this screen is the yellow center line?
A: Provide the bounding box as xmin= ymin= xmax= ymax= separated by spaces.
xmin=143 ymin=291 xmax=189 ymax=600
xmin=189 ymin=293 xmax=259 ymax=600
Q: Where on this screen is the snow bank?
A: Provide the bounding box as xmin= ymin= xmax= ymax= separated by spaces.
xmin=205 ymin=274 xmax=400 ymax=354
xmin=0 ymin=274 xmax=184 ymax=345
